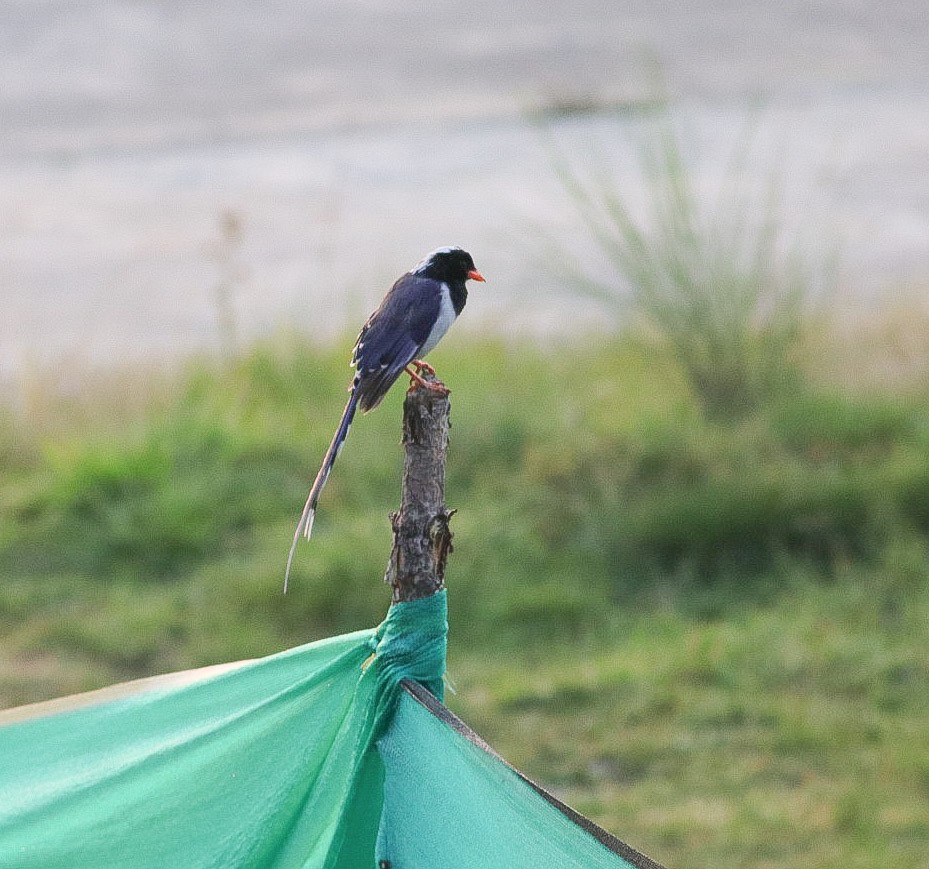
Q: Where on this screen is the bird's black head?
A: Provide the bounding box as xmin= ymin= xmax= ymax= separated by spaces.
xmin=412 ymin=247 xmax=485 ymax=285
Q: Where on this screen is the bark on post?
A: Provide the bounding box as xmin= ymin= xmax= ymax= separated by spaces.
xmin=384 ymin=380 xmax=454 ymax=603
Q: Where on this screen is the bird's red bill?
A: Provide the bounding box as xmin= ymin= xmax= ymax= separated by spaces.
xmin=467 ymin=270 xmax=486 ymax=282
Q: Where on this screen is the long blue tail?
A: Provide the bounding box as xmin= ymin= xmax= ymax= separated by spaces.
xmin=284 ymin=391 xmax=359 ymax=592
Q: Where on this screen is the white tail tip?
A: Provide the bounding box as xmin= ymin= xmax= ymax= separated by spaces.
xmin=302 ymin=509 xmax=316 ymax=541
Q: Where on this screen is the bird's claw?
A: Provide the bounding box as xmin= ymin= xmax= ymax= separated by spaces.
xmin=411 ymin=379 xmax=450 ymax=396
xmin=405 ymin=364 xmax=450 ymax=396
xmin=410 ymin=359 xmax=437 ymax=377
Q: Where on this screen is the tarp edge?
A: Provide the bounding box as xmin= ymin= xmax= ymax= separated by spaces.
xmin=401 ymin=679 xmax=670 ymax=869
xmin=0 ymin=659 xmax=255 ymax=727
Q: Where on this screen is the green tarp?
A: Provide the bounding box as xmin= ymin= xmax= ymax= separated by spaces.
xmin=0 ymin=591 xmax=663 ymax=868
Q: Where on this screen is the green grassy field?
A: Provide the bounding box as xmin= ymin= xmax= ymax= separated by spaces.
xmin=2 ymin=332 xmax=928 ymax=868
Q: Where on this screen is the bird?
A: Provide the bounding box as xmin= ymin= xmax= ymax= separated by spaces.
xmin=284 ymin=246 xmax=485 ymax=590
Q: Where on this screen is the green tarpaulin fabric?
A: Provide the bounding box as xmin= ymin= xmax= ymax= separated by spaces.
xmin=0 ymin=591 xmax=662 ymax=868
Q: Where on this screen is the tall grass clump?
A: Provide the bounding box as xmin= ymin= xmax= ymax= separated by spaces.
xmin=549 ymin=120 xmax=822 ymax=418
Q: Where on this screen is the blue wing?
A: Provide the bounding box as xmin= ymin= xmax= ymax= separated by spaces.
xmin=351 ymin=272 xmax=441 ymax=412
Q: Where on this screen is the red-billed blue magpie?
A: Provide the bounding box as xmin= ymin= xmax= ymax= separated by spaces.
xmin=285 ymin=246 xmax=485 ymax=589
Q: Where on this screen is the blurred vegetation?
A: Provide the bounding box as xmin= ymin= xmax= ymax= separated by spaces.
xmin=1 ymin=321 xmax=929 ymax=866
xmin=546 ymin=120 xmax=826 ymax=419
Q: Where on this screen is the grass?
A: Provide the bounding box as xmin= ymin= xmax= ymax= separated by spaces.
xmin=2 ymin=331 xmax=929 ymax=867
xmin=451 ymin=552 xmax=929 ymax=867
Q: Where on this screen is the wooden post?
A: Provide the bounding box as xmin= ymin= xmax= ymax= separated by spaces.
xmin=384 ymin=380 xmax=455 ymax=603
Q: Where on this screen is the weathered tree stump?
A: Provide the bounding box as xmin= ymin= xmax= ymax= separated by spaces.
xmin=384 ymin=380 xmax=454 ymax=603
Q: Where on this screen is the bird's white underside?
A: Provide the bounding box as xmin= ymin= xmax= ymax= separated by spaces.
xmin=418 ymin=282 xmax=456 ymax=357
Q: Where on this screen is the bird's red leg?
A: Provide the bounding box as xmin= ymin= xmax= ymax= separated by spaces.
xmin=405 ymin=365 xmax=450 ymax=396
xmin=410 ymin=359 xmax=436 ymax=377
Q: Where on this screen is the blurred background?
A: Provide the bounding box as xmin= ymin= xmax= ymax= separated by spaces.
xmin=2 ymin=2 xmax=929 ymax=866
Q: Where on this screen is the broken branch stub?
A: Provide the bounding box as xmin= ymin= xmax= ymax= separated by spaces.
xmin=384 ymin=380 xmax=455 ymax=603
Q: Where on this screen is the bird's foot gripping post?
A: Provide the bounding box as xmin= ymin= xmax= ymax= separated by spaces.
xmin=410 ymin=359 xmax=436 ymax=377
xmin=384 ymin=382 xmax=454 ymax=603
xmin=404 ymin=361 xmax=450 ymax=397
